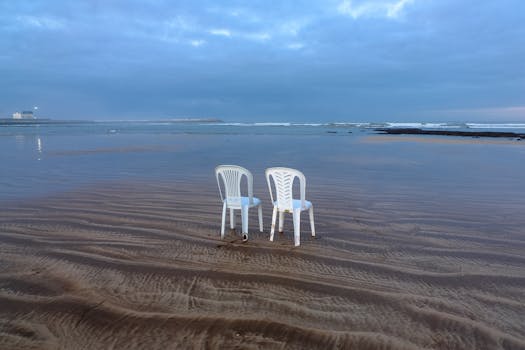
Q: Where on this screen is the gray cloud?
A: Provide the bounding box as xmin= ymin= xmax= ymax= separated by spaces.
xmin=0 ymin=0 xmax=524 ymax=121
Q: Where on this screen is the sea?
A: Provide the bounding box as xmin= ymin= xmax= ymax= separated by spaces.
xmin=1 ymin=120 xmax=524 ymax=212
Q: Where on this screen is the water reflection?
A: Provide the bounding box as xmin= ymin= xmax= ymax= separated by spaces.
xmin=36 ymin=137 xmax=43 ymax=160
xmin=15 ymin=135 xmax=25 ymax=150
xmin=2 ymin=129 xmax=525 ymax=207
xmin=12 ymin=134 xmax=44 ymax=159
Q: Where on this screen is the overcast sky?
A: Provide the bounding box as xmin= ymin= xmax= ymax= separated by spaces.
xmin=1 ymin=0 xmax=524 ymax=122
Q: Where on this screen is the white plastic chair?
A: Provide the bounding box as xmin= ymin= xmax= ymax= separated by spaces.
xmin=215 ymin=165 xmax=263 ymax=241
xmin=265 ymin=167 xmax=315 ymax=246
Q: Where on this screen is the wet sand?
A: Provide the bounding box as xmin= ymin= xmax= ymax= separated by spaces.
xmin=1 ymin=178 xmax=524 ymax=350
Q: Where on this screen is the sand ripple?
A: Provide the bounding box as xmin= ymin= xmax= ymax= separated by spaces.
xmin=1 ymin=181 xmax=524 ymax=349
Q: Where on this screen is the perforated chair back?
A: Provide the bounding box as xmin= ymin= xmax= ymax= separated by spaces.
xmin=265 ymin=167 xmax=305 ymax=212
xmin=265 ymin=167 xmax=314 ymax=246
xmin=215 ymin=165 xmax=254 ymax=208
xmin=215 ymin=165 xmax=262 ymax=239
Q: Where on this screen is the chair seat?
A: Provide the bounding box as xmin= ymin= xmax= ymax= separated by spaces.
xmin=274 ymin=199 xmax=312 ymax=211
xmin=226 ymin=196 xmax=261 ymax=209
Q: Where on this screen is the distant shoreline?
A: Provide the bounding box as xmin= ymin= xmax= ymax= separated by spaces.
xmin=0 ymin=118 xmax=223 ymax=126
xmin=0 ymin=118 xmax=92 ymax=126
xmin=375 ymin=128 xmax=525 ymax=139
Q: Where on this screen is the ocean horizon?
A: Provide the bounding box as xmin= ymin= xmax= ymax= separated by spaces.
xmin=2 ymin=119 xmax=525 ymax=136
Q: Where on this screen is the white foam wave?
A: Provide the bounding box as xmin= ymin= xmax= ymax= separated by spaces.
xmin=466 ymin=123 xmax=525 ymax=129
xmin=205 ymin=122 xmax=292 ymax=127
xmin=201 ymin=121 xmax=525 ymax=131
xmin=328 ymin=122 xmax=382 ymax=127
xmin=385 ymin=122 xmax=464 ymax=129
xmin=253 ymin=122 xmax=292 ymax=126
xmin=293 ymin=123 xmax=324 ymax=127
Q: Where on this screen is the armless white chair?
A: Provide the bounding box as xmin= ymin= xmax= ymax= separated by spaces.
xmin=265 ymin=167 xmax=315 ymax=246
xmin=215 ymin=165 xmax=263 ymax=241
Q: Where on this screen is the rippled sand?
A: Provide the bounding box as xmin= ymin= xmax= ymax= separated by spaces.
xmin=1 ymin=180 xmax=524 ymax=349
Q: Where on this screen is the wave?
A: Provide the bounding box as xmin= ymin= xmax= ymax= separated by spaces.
xmin=385 ymin=122 xmax=466 ymax=129
xmin=466 ymin=123 xmax=525 ymax=129
xmin=24 ymin=119 xmax=525 ymax=133
xmin=202 ymin=121 xmax=525 ymax=131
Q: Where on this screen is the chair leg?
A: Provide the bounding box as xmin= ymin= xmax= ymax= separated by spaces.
xmin=221 ymin=202 xmax=227 ymax=238
xmin=270 ymin=206 xmax=277 ymax=241
xmin=293 ymin=209 xmax=301 ymax=247
xmin=230 ymin=208 xmax=235 ymax=229
xmin=309 ymin=206 xmax=315 ymax=237
xmin=241 ymin=206 xmax=249 ymax=234
xmin=258 ymin=205 xmax=263 ymax=232
xmin=278 ymin=211 xmax=284 ymax=233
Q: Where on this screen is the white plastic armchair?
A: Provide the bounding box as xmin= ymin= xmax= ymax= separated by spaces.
xmin=215 ymin=165 xmax=263 ymax=240
xmin=265 ymin=167 xmax=315 ymax=246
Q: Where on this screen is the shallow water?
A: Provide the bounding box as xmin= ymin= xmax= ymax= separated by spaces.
xmin=1 ymin=121 xmax=524 ymax=207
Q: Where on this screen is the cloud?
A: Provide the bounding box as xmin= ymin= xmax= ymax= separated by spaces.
xmin=243 ymin=31 xmax=271 ymax=41
xmin=1 ymin=1 xmax=523 ymax=121
xmin=164 ymin=16 xmax=195 ymax=32
xmin=208 ymin=28 xmax=271 ymax=42
xmin=15 ymin=15 xmax=64 ymax=30
xmin=209 ymin=28 xmax=231 ymax=37
xmin=210 ymin=7 xmax=261 ymax=23
xmin=279 ymin=20 xmax=308 ymax=36
xmin=337 ymin=0 xmax=414 ymax=19
xmin=386 ymin=0 xmax=414 ymax=18
xmin=287 ymin=42 xmax=304 ymax=50
xmin=190 ymin=39 xmax=205 ymax=47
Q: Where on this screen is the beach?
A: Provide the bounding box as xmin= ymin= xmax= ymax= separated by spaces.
xmin=1 ymin=124 xmax=525 ymax=349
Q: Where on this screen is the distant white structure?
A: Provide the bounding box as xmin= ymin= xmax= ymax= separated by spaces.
xmin=12 ymin=111 xmax=35 ymax=119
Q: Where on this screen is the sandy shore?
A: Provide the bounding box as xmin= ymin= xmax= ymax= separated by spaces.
xmin=1 ymin=180 xmax=524 ymax=349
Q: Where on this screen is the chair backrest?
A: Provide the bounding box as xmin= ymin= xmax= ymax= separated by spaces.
xmin=215 ymin=165 xmax=254 ymax=206
xmin=265 ymin=167 xmax=306 ymax=211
